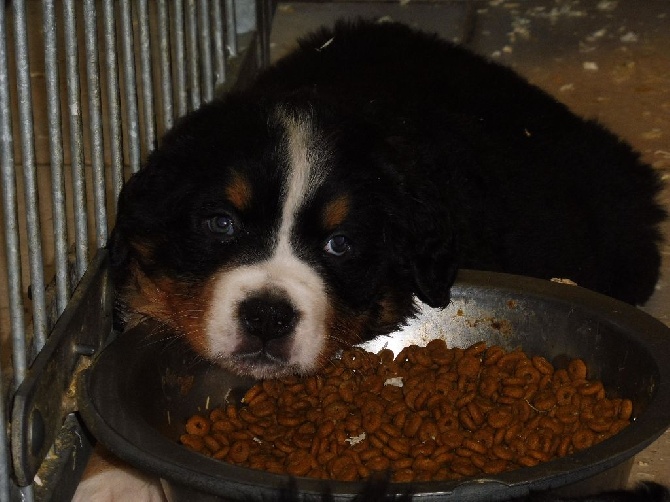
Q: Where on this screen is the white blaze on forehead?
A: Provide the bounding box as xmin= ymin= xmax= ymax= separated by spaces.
xmin=203 ymin=110 xmax=331 ymax=377
xmin=277 ymin=111 xmax=330 ymax=253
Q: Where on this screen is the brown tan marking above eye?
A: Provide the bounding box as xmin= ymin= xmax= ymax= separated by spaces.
xmin=225 ymin=171 xmax=253 ymax=211
xmin=322 ymin=195 xmax=350 ymax=231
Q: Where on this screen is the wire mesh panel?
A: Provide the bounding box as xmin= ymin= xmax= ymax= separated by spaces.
xmin=0 ymin=1 xmax=272 ymax=499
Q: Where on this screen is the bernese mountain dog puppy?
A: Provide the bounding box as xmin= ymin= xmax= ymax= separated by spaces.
xmin=77 ymin=19 xmax=667 ymax=501
xmin=109 ymin=20 xmax=665 ymax=380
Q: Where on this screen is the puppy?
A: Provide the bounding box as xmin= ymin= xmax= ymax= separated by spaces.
xmin=78 ymin=20 xmax=666 ymax=501
xmin=109 ymin=19 xmax=665 ymax=380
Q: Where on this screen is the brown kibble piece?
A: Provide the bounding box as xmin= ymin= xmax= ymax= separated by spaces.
xmin=185 ymin=415 xmax=211 ymax=436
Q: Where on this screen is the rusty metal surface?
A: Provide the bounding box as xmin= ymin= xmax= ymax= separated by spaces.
xmin=11 ymin=251 xmax=112 ymax=487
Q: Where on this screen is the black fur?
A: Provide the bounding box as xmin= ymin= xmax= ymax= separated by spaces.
xmin=248 ymin=20 xmax=666 ymax=305
xmin=112 ymin=20 xmax=665 ymax=325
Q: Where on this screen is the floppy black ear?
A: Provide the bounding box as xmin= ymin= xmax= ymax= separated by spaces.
xmin=107 ymin=171 xmax=146 ymax=286
xmin=107 ymin=225 xmax=129 ymax=274
xmin=407 ymin=205 xmax=459 ymax=308
xmin=106 ymin=226 xmax=132 ymax=331
xmin=380 ymin=136 xmax=460 ymax=309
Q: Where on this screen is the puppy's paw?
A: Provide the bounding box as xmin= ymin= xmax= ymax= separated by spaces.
xmin=73 ymin=446 xmax=166 ymax=502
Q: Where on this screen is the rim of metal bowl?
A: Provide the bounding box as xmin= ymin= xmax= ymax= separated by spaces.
xmin=78 ymin=269 xmax=670 ymax=501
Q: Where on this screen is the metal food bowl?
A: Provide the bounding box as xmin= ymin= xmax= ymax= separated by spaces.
xmin=78 ymin=270 xmax=670 ymax=501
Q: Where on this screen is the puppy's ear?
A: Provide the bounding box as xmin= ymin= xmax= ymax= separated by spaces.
xmin=382 ymin=138 xmax=460 ymax=309
xmin=406 ymin=206 xmax=459 ymax=308
xmin=107 ymin=226 xmax=129 ymax=274
xmin=107 ymin=170 xmax=151 ymax=282
xmin=106 ymin=226 xmax=131 ymax=331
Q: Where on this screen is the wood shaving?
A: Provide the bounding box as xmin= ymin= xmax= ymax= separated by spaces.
xmin=384 ymin=376 xmax=404 ymax=387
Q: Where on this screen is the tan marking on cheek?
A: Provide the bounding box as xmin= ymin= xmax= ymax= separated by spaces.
xmin=121 ymin=263 xmax=210 ymax=356
xmin=322 ymin=195 xmax=350 ymax=231
xmin=121 ymin=264 xmax=173 ymax=323
xmin=175 ymin=279 xmax=215 ymax=357
xmin=225 ymin=171 xmax=253 ymax=211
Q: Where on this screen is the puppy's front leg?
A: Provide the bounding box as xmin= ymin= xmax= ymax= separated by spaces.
xmin=72 ymin=445 xmax=166 ymax=502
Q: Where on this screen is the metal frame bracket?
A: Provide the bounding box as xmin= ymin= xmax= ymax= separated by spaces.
xmin=11 ymin=251 xmax=113 ymax=486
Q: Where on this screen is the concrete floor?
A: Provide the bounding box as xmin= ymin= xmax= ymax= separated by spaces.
xmin=269 ymin=0 xmax=670 ymax=487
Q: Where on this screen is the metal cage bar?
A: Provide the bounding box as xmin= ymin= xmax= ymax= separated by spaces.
xmin=198 ymin=0 xmax=214 ymax=102
xmin=137 ymin=0 xmax=157 ymax=153
xmin=102 ymin=0 xmax=125 ymax=201
xmin=120 ymin=0 xmax=142 ymax=175
xmin=0 ymin=3 xmax=23 ymax=497
xmin=42 ymin=0 xmax=69 ymax=316
xmin=84 ymin=0 xmax=109 ymax=248
xmin=157 ymin=0 xmax=175 ymax=131
xmin=226 ymin=0 xmax=238 ymax=57
xmin=1 ymin=0 xmax=273 ymax=499
xmin=13 ymin=0 xmax=48 ymax=355
xmin=212 ymin=0 xmax=227 ymax=89
xmin=185 ymin=0 xmax=201 ymax=110
xmin=173 ymin=0 xmax=189 ymax=118
xmin=64 ymin=0 xmax=90 ymax=281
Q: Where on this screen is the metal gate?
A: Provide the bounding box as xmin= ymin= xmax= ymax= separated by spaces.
xmin=0 ymin=1 xmax=273 ymax=499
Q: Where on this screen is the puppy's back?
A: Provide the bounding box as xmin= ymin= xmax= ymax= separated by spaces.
xmin=250 ymin=20 xmax=666 ymax=305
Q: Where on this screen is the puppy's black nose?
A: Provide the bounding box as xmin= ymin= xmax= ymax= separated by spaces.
xmin=238 ymin=294 xmax=298 ymax=341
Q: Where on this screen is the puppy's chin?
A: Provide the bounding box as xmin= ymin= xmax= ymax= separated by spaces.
xmin=198 ymin=329 xmax=329 ymax=379
xmin=195 ymin=328 xmax=338 ymax=380
xmin=219 ymin=355 xmax=307 ymax=380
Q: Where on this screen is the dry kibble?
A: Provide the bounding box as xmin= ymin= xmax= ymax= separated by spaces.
xmin=181 ymin=341 xmax=631 ymax=483
xmin=179 ymin=433 xmax=205 ymax=452
xmin=619 ymin=399 xmax=634 ymax=421
xmin=568 ymin=359 xmax=588 ymax=381
xmin=185 ymin=414 xmax=211 ymax=436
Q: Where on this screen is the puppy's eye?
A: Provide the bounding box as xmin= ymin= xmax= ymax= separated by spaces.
xmin=324 ymin=234 xmax=351 ymax=256
xmin=205 ymin=214 xmax=236 ymax=237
